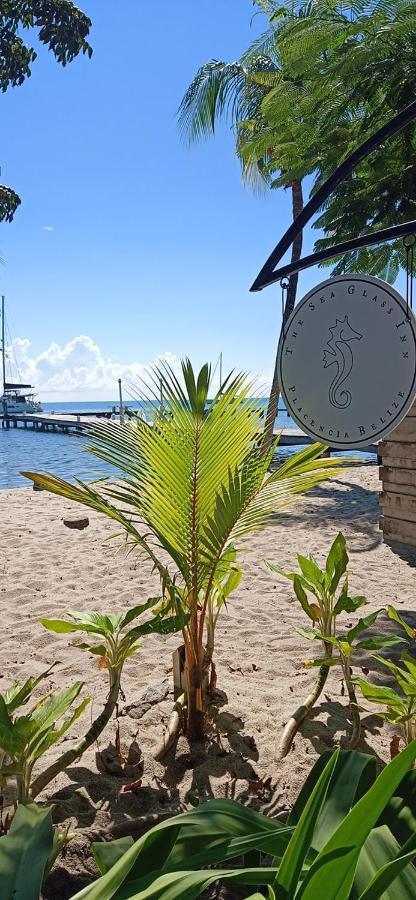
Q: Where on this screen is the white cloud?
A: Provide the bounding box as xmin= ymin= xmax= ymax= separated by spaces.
xmin=41 ymin=225 xmax=54 ymax=232
xmin=5 ymin=334 xmax=272 ymax=400
xmin=6 ymin=335 xmax=183 ymax=400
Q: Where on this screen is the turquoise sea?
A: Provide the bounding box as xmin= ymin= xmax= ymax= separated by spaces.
xmin=0 ymin=399 xmax=374 ymax=489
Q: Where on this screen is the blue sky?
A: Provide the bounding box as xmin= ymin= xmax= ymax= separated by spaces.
xmin=0 ymin=0 xmax=381 ymax=398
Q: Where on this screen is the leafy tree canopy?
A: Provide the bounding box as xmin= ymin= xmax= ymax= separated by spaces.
xmin=186 ymin=0 xmax=416 ymax=281
xmin=246 ymin=0 xmax=416 ymax=280
xmin=0 ymin=0 xmax=92 ymax=222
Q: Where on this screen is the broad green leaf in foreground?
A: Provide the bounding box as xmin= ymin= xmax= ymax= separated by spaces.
xmin=355 ymin=825 xmax=416 ymax=900
xmin=273 ymin=750 xmax=339 ymax=896
xmin=297 ymin=739 xmax=416 ymax=899
xmin=0 ymin=804 xmax=53 ymax=900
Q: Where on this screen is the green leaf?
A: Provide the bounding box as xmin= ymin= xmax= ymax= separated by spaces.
xmin=387 ymin=606 xmax=415 ymax=640
xmin=0 ymin=695 xmax=13 ymax=731
xmin=347 ymin=610 xmax=383 ymax=644
xmin=273 ymin=750 xmax=339 ymax=895
xmin=304 ymin=657 xmax=342 ymax=668
xmin=325 ymin=532 xmax=348 ymax=594
xmin=293 ymin=576 xmax=316 ymax=621
xmin=401 ymin=651 xmax=416 ymax=680
xmin=126 ymin=614 xmax=184 ymax=642
xmin=247 ymin=892 xmax=276 ymax=900
xmin=354 ymin=679 xmax=406 ymax=712
xmin=76 ymin=642 xmax=107 ymax=657
xmin=222 ymin=564 xmax=243 ymax=598
xmin=82 ymin=867 xmax=277 ymax=899
xmin=355 ymin=636 xmax=406 ymax=651
xmin=0 ymin=699 xmax=35 ymax=759
xmin=296 ymin=628 xmax=340 ymax=648
xmin=289 ymin=749 xmax=376 ymax=852
xmin=266 ymin=561 xmax=296 ymax=582
xmin=3 ymin=666 xmax=56 ymax=714
xmin=378 ymin=769 xmax=416 ymax=847
xmin=371 ymin=654 xmax=416 ymax=697
xmin=119 ymin=597 xmax=161 ymax=630
xmin=75 ymin=799 xmax=282 ymax=898
xmin=67 ymin=611 xmax=115 ymax=635
xmin=334 ymin=587 xmax=367 ymax=616
xmin=296 ymin=625 xmax=321 ymax=641
xmin=29 ymin=682 xmax=84 ymax=733
xmin=163 ymin=800 xmax=291 ymax=872
xmin=38 ymin=618 xmax=83 ymax=635
xmin=355 ymin=825 xmax=416 ymax=899
xmin=0 ymin=803 xmax=53 ymax=900
xmin=297 ymin=554 xmax=324 ymax=592
xmin=93 ymin=837 xmax=135 ymax=875
xmin=28 ymin=696 xmax=90 ymax=762
xmin=246 ymin=894 xmax=270 ymax=900
xmin=297 ymin=740 xmax=416 ymax=899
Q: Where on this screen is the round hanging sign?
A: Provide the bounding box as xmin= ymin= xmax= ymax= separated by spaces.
xmin=277 ymin=274 xmax=416 ymax=449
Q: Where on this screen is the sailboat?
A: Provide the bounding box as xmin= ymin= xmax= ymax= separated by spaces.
xmin=1 ymin=295 xmax=43 ymax=415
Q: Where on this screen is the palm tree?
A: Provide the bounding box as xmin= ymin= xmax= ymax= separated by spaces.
xmin=177 ymin=21 xmax=316 ymax=452
xmin=177 ymin=0 xmax=416 ymax=451
xmin=254 ymin=0 xmax=416 ymax=281
xmin=25 ymin=360 xmax=339 ymax=742
xmin=0 ymin=185 xmax=20 ymax=223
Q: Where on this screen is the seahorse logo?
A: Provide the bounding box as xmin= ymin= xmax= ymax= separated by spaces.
xmin=323 ymin=316 xmax=363 ymax=409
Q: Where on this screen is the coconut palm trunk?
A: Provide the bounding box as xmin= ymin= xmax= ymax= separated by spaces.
xmin=262 ymin=178 xmax=304 ymax=453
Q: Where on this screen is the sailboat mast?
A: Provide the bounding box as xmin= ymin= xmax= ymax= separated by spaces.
xmin=1 ymin=296 xmax=5 ymax=394
xmin=1 ymin=295 xmax=6 ymax=420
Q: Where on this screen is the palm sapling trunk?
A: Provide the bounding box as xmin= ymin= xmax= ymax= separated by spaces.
xmin=183 ymin=601 xmax=205 ymax=742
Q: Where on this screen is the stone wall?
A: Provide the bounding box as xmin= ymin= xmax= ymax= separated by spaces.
xmin=379 ymin=400 xmax=416 ymax=548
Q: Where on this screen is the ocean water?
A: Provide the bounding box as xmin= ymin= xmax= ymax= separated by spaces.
xmin=0 ymin=399 xmax=374 ymax=490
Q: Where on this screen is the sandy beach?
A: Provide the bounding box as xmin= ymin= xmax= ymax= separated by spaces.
xmin=2 ymin=464 xmax=416 ymax=896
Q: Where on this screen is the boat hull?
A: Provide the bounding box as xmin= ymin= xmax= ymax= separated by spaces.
xmin=1 ymin=395 xmax=43 ymax=415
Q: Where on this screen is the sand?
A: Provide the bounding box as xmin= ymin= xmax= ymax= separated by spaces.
xmin=1 ymin=465 xmax=416 ymax=896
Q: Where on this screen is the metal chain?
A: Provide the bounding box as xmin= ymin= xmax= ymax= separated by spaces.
xmin=280 ymin=277 xmax=290 ymax=338
xmin=403 ymin=233 xmax=415 ymax=319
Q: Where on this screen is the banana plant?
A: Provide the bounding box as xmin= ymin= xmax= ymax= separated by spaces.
xmin=23 ymin=359 xmax=341 ymax=742
xmin=300 ymin=610 xmax=406 ymax=749
xmin=267 ymin=532 xmax=368 ymax=755
xmin=31 ymin=600 xmax=183 ymax=798
xmin=0 ymin=668 xmax=89 ymax=804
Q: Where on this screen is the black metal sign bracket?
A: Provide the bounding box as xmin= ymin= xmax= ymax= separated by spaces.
xmin=250 ymin=100 xmax=416 ymax=292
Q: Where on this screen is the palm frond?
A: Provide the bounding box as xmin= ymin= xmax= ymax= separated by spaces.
xmin=177 ymin=61 xmax=251 ymax=143
xmin=24 ymin=361 xmax=342 ymax=600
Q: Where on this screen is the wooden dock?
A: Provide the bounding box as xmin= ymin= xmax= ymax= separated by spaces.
xmin=0 ymin=413 xmax=378 ymax=454
xmin=272 ymin=429 xmax=378 ymax=455
xmin=0 ymin=410 xmax=115 ymax=433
